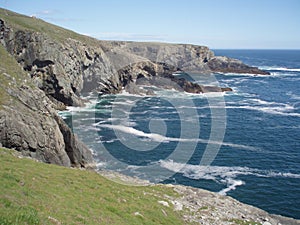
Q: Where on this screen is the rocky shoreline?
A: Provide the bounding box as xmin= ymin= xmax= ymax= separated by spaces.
xmin=98 ymin=170 xmax=300 ymax=225
xmin=2 ymin=8 xmax=298 ymax=224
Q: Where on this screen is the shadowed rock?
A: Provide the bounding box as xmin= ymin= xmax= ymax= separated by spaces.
xmin=207 ymin=56 xmax=270 ymax=75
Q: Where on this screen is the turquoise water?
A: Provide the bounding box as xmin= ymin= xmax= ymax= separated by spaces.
xmin=60 ymin=50 xmax=300 ymax=219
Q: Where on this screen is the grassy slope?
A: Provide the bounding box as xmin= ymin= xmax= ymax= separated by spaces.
xmin=0 ymin=44 xmax=28 ymax=108
xmin=0 ymin=8 xmax=99 ymax=46
xmin=0 ymin=148 xmax=186 ymax=225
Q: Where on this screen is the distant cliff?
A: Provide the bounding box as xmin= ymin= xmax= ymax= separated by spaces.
xmin=0 ymin=8 xmax=268 ymax=166
xmin=99 ymin=40 xmax=268 ymax=75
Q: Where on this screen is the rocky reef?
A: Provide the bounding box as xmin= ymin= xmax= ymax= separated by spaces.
xmin=0 ymin=8 xmax=268 ymax=166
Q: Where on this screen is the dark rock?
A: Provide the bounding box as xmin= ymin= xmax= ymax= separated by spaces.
xmin=124 ymin=82 xmax=155 ymax=96
xmin=206 ymin=56 xmax=270 ymax=75
xmin=0 ymin=84 xmax=95 ymax=168
xmin=53 ymin=114 xmax=95 ymax=168
xmin=221 ymin=87 xmax=233 ymax=92
xmin=0 ymin=43 xmax=94 ymax=168
xmin=118 ymin=61 xmax=232 ymax=94
xmin=0 ymin=87 xmax=70 ymax=166
xmin=1 ymin=17 xmax=262 ymax=105
xmin=0 ymin=20 xmax=117 ymax=106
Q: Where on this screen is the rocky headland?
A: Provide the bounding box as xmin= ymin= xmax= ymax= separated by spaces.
xmin=0 ymin=8 xmax=269 ymax=166
xmin=2 ymin=8 xmax=297 ymax=225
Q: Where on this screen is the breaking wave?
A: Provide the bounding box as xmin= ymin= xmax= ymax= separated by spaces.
xmin=98 ymin=124 xmax=257 ymax=151
xmin=159 ymin=160 xmax=300 ymax=195
xmin=259 ymin=66 xmax=300 ymax=72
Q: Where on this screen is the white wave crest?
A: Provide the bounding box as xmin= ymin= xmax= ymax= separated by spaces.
xmin=259 ymin=66 xmax=300 ymax=72
xmin=287 ymin=92 xmax=300 ymax=100
xmin=98 ymin=124 xmax=256 ymax=150
xmin=159 ymin=160 xmax=300 ymax=195
xmin=99 ymin=124 xmax=169 ymax=142
xmin=226 ymin=105 xmax=300 ymax=117
xmin=218 ymin=179 xmax=245 ymax=195
xmin=225 ymin=98 xmax=300 ymax=117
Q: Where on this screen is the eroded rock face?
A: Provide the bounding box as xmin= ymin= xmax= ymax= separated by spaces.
xmin=99 ymin=41 xmax=269 ymax=75
xmin=0 ymin=20 xmax=118 ymax=107
xmin=0 ymin=40 xmax=94 ymax=168
xmin=0 ymin=83 xmax=94 ymax=168
xmin=98 ymin=41 xmax=214 ymax=73
xmin=207 ymin=56 xmax=270 ymax=75
xmin=118 ymin=61 xmax=232 ymax=95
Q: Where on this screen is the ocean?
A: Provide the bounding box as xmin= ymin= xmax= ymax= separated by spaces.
xmin=60 ymin=50 xmax=300 ymax=219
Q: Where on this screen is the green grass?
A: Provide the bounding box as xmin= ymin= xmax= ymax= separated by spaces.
xmin=0 ymin=44 xmax=26 ymax=107
xmin=0 ymin=8 xmax=100 ymax=46
xmin=0 ymin=148 xmax=185 ymax=224
xmin=228 ymin=218 xmax=262 ymax=225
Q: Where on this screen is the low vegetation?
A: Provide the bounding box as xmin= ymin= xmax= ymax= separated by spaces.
xmin=0 ymin=8 xmax=100 ymax=46
xmin=0 ymin=148 xmax=186 ymax=224
xmin=0 ymin=44 xmax=26 ymax=107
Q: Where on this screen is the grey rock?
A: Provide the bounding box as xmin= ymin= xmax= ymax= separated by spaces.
xmin=0 ymin=86 xmax=70 ymax=166
xmin=207 ymin=56 xmax=270 ymax=75
xmin=0 ymin=19 xmax=118 ymax=106
xmin=0 ymin=84 xmax=95 ymax=168
xmin=99 ymin=41 xmax=269 ymax=75
xmin=0 ymin=41 xmax=94 ymax=168
xmin=98 ymin=41 xmax=214 ymax=73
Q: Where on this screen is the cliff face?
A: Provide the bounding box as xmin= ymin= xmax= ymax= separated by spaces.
xmin=98 ymin=41 xmax=214 ymax=73
xmin=0 ymin=10 xmax=268 ymax=107
xmin=0 ymin=32 xmax=94 ymax=168
xmin=98 ymin=40 xmax=269 ymax=75
xmin=0 ymin=18 xmax=119 ymax=107
xmin=0 ymin=8 xmax=268 ymax=167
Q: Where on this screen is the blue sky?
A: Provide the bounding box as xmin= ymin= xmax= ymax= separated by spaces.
xmin=1 ymin=0 xmax=299 ymax=49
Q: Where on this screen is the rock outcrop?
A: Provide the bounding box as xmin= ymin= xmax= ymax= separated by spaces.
xmin=99 ymin=40 xmax=269 ymax=75
xmin=0 ymin=18 xmax=118 ymax=107
xmin=207 ymin=56 xmax=270 ymax=75
xmin=0 ymin=10 xmax=268 ymax=108
xmin=0 ymin=43 xmax=94 ymax=168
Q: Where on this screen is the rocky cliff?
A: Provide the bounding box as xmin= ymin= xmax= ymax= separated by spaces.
xmin=0 ymin=8 xmax=268 ymax=106
xmin=98 ymin=40 xmax=269 ymax=75
xmin=0 ymin=44 xmax=94 ymax=167
xmin=0 ymin=8 xmax=268 ymax=167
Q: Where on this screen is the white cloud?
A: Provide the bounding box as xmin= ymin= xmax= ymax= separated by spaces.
xmin=92 ymin=32 xmax=168 ymax=42
xmin=30 ymin=9 xmax=81 ymax=23
xmin=31 ymin=9 xmax=58 ymax=17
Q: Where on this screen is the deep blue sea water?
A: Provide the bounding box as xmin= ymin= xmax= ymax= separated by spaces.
xmin=60 ymin=50 xmax=300 ymax=219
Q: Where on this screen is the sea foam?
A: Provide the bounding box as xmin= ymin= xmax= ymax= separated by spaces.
xmin=159 ymin=160 xmax=300 ymax=195
xmin=98 ymin=124 xmax=257 ymax=151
